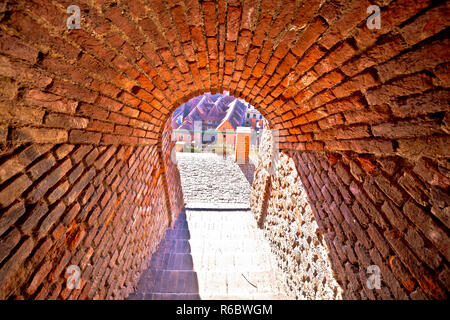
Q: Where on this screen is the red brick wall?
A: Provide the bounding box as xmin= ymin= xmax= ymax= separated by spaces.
xmin=0 ymin=143 xmax=170 ymax=299
xmin=0 ymin=0 xmax=448 ymax=299
xmin=161 ymin=119 xmax=184 ymax=226
xmin=1 ymin=0 xmax=446 ymax=151
xmin=253 ymin=124 xmax=449 ymax=299
xmin=289 ymin=150 xmax=449 ymax=299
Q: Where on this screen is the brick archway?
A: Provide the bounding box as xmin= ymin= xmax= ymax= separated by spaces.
xmin=0 ymin=0 xmax=448 ymax=299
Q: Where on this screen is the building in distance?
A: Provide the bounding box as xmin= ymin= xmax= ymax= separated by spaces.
xmin=172 ymin=93 xmax=263 ymax=146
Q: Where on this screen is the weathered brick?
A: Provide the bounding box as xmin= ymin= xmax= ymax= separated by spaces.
xmin=69 ymin=130 xmax=102 ymax=144
xmin=398 ymin=172 xmax=430 ymax=206
xmin=380 ymin=200 xmax=408 ymax=234
xmin=0 ymin=175 xmax=32 ymax=208
xmin=55 ymin=144 xmax=74 ymax=160
xmin=350 ymin=181 xmax=388 ymax=230
xmin=0 ymin=238 xmax=34 ymax=299
xmin=28 ymin=159 xmax=72 ymax=203
xmin=384 ymin=230 xmax=446 ymax=299
xmin=0 ymin=33 xmax=39 ymax=63
xmin=47 ymin=181 xmax=70 ymax=204
xmin=49 ymin=250 xmax=71 ymax=282
xmin=28 ymin=156 xmax=56 ymax=181
xmin=38 ymin=202 xmax=66 ymax=237
xmin=0 ymin=228 xmax=21 ymax=265
xmin=26 ymin=260 xmax=53 ymax=295
xmin=11 ymin=127 xmax=67 ymax=144
xmin=404 ymin=228 xmax=442 ymax=269
xmin=24 ymin=90 xmax=77 ymax=114
xmin=373 ymin=174 xmax=406 ymax=206
xmin=367 ymin=224 xmax=390 ymax=258
xmin=372 ymin=119 xmax=442 ymax=139
xmin=0 ymin=103 xmax=44 ymax=126
xmin=391 ymin=90 xmax=449 ymax=119
xmin=65 ymin=168 xmax=96 ymax=205
xmin=403 ymin=200 xmax=450 ymax=261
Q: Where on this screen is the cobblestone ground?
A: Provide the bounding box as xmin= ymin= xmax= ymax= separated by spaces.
xmin=129 ymin=152 xmax=293 ymax=300
xmin=175 ymin=152 xmax=257 ymax=207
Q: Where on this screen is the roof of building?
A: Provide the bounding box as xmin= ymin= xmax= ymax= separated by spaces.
xmin=173 ymin=93 xmax=251 ymax=132
xmin=216 ymin=99 xmax=247 ymax=130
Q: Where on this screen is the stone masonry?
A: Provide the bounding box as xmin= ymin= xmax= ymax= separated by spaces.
xmin=0 ymin=0 xmax=448 ymax=299
xmin=251 ymin=123 xmax=343 ymax=299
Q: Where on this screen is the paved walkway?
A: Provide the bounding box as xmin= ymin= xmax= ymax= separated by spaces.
xmin=128 ymin=152 xmax=292 ymax=300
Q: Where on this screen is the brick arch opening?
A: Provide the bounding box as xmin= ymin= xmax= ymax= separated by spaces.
xmin=156 ymin=89 xmax=277 ymax=144
xmin=0 ymin=0 xmax=448 ymax=300
xmin=157 ymin=91 xmax=275 ymax=225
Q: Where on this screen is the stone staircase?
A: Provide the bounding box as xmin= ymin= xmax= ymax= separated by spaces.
xmin=128 ymin=208 xmax=292 ymax=300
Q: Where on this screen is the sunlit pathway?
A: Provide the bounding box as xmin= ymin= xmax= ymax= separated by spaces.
xmin=128 ymin=153 xmax=293 ymax=300
xmin=176 ymin=152 xmax=257 ymax=207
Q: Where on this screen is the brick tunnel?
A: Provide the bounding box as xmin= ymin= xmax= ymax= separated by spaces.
xmin=0 ymin=0 xmax=448 ymax=300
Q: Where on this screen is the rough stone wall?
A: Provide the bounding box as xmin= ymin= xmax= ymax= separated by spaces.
xmin=251 ymin=124 xmax=343 ymax=299
xmin=252 ymin=124 xmax=449 ymax=299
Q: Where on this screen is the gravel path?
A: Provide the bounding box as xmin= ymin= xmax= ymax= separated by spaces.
xmin=176 ymin=152 xmax=257 ymax=207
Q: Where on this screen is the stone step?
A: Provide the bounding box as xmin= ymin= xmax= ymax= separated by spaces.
xmin=150 ymin=252 xmax=277 ymax=272
xmin=155 ymin=238 xmax=274 ymax=256
xmin=128 ymin=293 xmax=201 ymax=300
xmin=150 ymin=253 xmax=194 ymax=270
xmin=196 ymin=271 xmax=287 ymax=295
xmin=171 ymin=221 xmax=260 ymax=232
xmin=165 ymin=228 xmax=191 ymax=240
xmin=185 ymin=202 xmax=251 ymax=210
xmin=128 ymin=202 xmax=291 ymax=300
xmin=129 ymin=292 xmax=289 ymax=300
xmin=163 ymin=229 xmax=266 ymax=241
xmin=137 ymin=269 xmax=286 ymax=295
xmin=156 ymin=239 xmax=191 ymax=254
xmin=200 ymin=293 xmax=290 ymax=300
xmin=137 ymin=270 xmax=199 ymax=294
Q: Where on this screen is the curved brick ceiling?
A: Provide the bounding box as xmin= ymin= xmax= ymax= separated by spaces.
xmin=0 ymin=0 xmax=447 ymax=157
xmin=0 ymin=0 xmax=449 ymax=300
